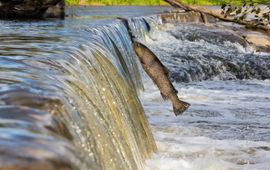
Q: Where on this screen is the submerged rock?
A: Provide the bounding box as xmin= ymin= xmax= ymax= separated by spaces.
xmin=0 ymin=0 xmax=65 ymax=19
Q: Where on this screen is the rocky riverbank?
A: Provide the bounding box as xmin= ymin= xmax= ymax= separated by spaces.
xmin=0 ymin=0 xmax=65 ymax=19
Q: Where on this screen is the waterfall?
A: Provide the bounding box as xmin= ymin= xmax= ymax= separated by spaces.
xmin=0 ymin=19 xmax=157 ymax=169
xmin=128 ymin=15 xmax=163 ymax=41
xmin=1 ymin=11 xmax=269 ymax=170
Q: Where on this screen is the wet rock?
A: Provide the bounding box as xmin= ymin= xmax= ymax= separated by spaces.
xmin=169 ymin=25 xmax=248 ymax=48
xmin=244 ymin=33 xmax=270 ymax=53
xmin=161 ymin=11 xmax=269 ymax=53
xmin=44 ymin=0 xmax=65 ymax=18
xmin=0 ymin=0 xmax=65 ymax=19
xmin=219 ymin=23 xmax=270 ymax=53
xmin=161 ymin=11 xmax=204 ymax=23
xmin=161 ymin=11 xmax=219 ymax=24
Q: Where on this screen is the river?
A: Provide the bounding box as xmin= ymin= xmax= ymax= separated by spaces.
xmin=0 ymin=6 xmax=270 ymax=170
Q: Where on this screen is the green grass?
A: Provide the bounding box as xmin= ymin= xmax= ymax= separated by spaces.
xmin=65 ymin=0 xmax=270 ymax=6
xmin=66 ymin=0 xmax=166 ymax=5
xmin=66 ymin=0 xmax=80 ymax=5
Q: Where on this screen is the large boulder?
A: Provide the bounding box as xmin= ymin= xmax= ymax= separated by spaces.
xmin=0 ymin=0 xmax=65 ymax=19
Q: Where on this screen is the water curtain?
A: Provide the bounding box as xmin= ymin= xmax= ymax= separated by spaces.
xmin=0 ymin=18 xmax=158 ymax=170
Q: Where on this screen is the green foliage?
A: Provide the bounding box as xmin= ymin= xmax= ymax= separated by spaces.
xmin=89 ymin=0 xmax=163 ymax=5
xmin=65 ymin=0 xmax=270 ymax=5
xmin=66 ymin=0 xmax=165 ymax=5
xmin=66 ymin=0 xmax=80 ymax=5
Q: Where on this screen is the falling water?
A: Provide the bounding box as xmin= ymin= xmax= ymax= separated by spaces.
xmin=1 ymin=6 xmax=270 ymax=170
xmin=0 ymin=11 xmax=163 ymax=170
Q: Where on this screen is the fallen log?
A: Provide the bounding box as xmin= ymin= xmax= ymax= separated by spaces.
xmin=163 ymin=0 xmax=270 ymax=34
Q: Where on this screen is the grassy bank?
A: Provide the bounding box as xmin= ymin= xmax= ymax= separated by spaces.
xmin=66 ymin=0 xmax=166 ymax=5
xmin=65 ymin=0 xmax=270 ymax=6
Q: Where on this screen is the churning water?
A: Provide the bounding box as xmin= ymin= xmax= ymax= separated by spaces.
xmin=137 ymin=18 xmax=270 ymax=170
xmin=0 ymin=6 xmax=270 ymax=170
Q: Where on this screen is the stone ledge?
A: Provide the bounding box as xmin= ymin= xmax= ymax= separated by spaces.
xmin=0 ymin=0 xmax=65 ymax=19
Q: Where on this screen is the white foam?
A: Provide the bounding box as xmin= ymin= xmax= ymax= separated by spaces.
xmin=141 ymin=79 xmax=270 ymax=170
xmin=139 ymin=22 xmax=270 ymax=170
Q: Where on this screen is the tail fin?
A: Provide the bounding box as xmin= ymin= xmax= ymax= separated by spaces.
xmin=173 ymin=100 xmax=190 ymax=116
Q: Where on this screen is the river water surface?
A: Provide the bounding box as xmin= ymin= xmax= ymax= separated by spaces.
xmin=140 ymin=20 xmax=270 ymax=170
xmin=0 ymin=6 xmax=270 ymax=170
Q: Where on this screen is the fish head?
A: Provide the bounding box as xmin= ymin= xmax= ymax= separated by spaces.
xmin=133 ymin=41 xmax=143 ymax=53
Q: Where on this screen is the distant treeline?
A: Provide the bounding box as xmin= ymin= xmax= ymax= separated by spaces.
xmin=65 ymin=0 xmax=270 ymax=5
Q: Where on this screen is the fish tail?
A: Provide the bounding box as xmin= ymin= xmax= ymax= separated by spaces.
xmin=173 ymin=100 xmax=190 ymax=116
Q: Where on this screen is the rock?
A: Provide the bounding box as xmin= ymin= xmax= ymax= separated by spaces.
xmin=44 ymin=0 xmax=65 ymax=18
xmin=0 ymin=0 xmax=65 ymax=19
xmin=161 ymin=11 xmax=205 ymax=23
xmin=244 ymin=32 xmax=270 ymax=52
xmin=161 ymin=11 xmax=219 ymax=24
xmin=169 ymin=24 xmax=249 ymax=48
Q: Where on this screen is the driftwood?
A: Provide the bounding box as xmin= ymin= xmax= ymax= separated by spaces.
xmin=163 ymin=0 xmax=270 ymax=34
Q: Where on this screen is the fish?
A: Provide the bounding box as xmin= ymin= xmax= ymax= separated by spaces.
xmin=133 ymin=41 xmax=190 ymax=116
xmin=117 ymin=17 xmax=190 ymax=116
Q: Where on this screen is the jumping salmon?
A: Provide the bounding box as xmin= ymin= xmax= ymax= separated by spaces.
xmin=118 ymin=17 xmax=190 ymax=116
xmin=133 ymin=41 xmax=190 ymax=116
